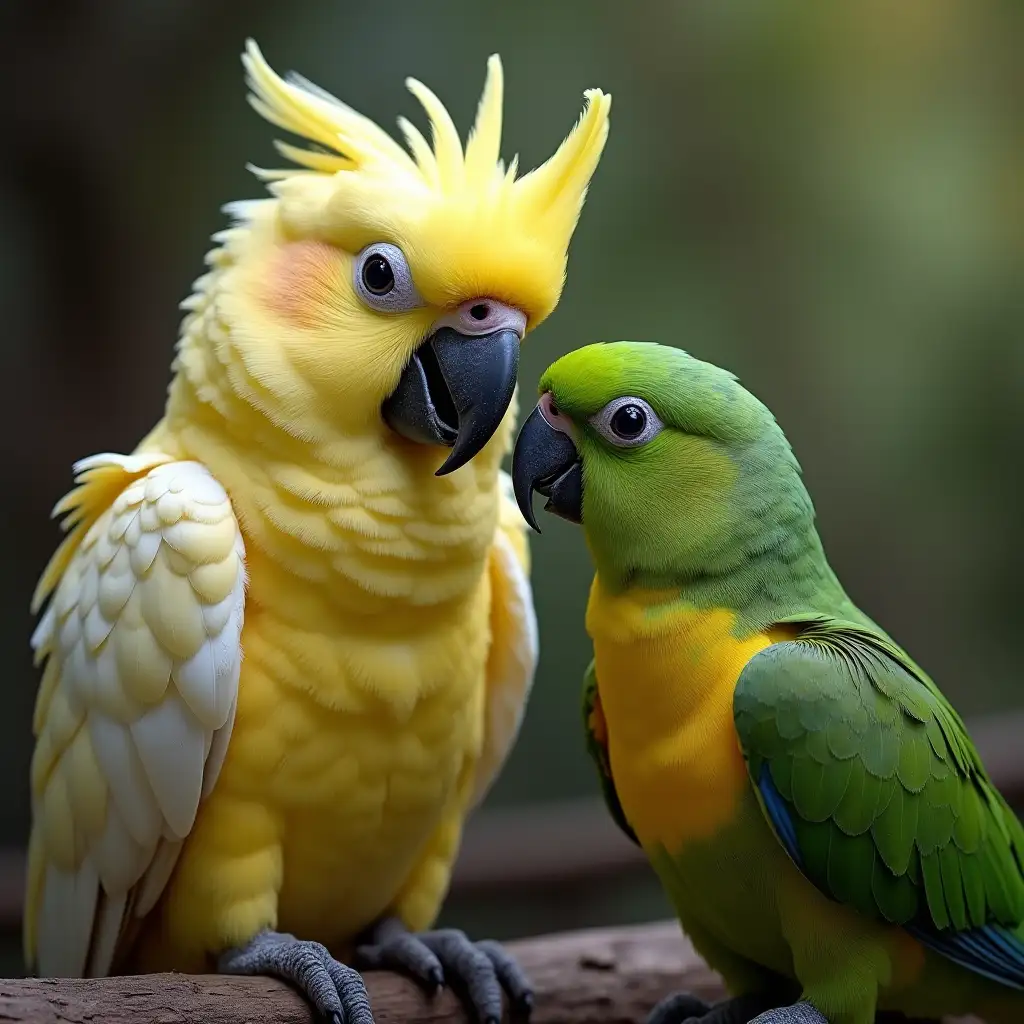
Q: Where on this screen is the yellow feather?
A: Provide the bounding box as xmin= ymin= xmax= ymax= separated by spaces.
xmin=587 ymin=583 xmax=792 ymax=849
xmin=32 ymin=657 xmax=61 ymax=736
xmin=26 ymin=458 xmax=246 ymax=977
xmin=243 ymin=39 xmax=414 ymax=172
xmin=22 ymin=828 xmax=45 ymax=966
xmin=31 ymin=454 xmax=173 ymax=616
xmin=189 ymin=558 xmax=241 ymax=605
xmin=65 ymin=729 xmax=108 ymax=841
xmin=225 ymin=40 xmax=611 ymax=329
xmin=513 ymin=87 xmax=613 ymax=245
xmin=24 ymin=40 xmax=588 ymax=984
xmin=396 ymin=115 xmax=440 ymax=187
xmin=404 ymin=76 xmax=466 ymax=191
xmin=272 ymin=141 xmax=350 ymax=175
xmin=463 ymin=55 xmax=504 ymax=190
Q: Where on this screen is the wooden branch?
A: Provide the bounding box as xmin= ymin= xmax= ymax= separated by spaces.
xmin=0 ymin=922 xmax=707 ymax=1024
xmin=0 ymin=922 xmax=985 ymax=1024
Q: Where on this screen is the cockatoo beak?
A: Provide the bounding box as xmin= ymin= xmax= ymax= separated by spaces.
xmin=383 ymin=299 xmax=526 ymax=476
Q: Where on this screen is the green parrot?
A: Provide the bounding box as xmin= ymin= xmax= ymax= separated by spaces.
xmin=510 ymin=340 xmax=1024 ymax=1024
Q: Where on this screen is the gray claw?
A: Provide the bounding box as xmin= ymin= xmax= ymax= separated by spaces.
xmin=648 ymin=992 xmax=786 ymax=1024
xmin=477 ymin=938 xmax=534 ymax=1011
xmin=426 ymin=928 xmax=503 ymax=1024
xmin=355 ymin=918 xmax=534 ymax=1024
xmin=748 ymin=1003 xmax=829 ymax=1024
xmin=356 ymin=928 xmax=444 ymax=991
xmin=646 ymin=991 xmax=712 ymax=1024
xmin=219 ymin=929 xmax=374 ymax=1024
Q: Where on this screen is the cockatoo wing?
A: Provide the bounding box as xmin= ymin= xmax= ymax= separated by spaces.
xmin=24 ymin=454 xmax=246 ymax=978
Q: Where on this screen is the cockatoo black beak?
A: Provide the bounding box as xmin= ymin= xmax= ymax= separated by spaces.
xmin=383 ymin=300 xmax=526 ymax=476
xmin=511 ymin=399 xmax=583 ymax=533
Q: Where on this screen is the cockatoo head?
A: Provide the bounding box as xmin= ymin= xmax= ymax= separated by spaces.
xmin=204 ymin=41 xmax=611 ymax=475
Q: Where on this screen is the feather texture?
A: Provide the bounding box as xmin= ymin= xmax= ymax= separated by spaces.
xmin=469 ymin=472 xmax=538 ymax=809
xmin=231 ymin=40 xmax=610 ymax=332
xmin=582 ymin=659 xmax=639 ymax=847
xmin=25 ymin=456 xmax=246 ymax=977
xmin=537 ymin=340 xmax=1024 ymax=1022
xmin=241 ymin=37 xmax=609 ymax=222
xmin=735 ymin=617 xmax=1024 ymax=987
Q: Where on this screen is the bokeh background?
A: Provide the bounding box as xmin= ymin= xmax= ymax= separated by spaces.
xmin=3 ymin=0 xmax=1024 ymax=977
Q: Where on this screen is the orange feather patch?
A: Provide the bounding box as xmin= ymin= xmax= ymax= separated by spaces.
xmin=263 ymin=240 xmax=349 ymax=330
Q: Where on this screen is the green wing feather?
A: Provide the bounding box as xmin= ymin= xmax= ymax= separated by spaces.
xmin=582 ymin=658 xmax=640 ymax=847
xmin=733 ymin=616 xmax=1024 ymax=933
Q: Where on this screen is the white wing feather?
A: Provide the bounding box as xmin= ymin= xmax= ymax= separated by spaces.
xmin=25 ymin=455 xmax=246 ymax=978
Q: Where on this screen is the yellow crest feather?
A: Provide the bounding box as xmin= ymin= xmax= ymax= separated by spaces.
xmin=242 ymin=40 xmax=609 ymax=229
xmin=463 ymin=54 xmax=504 ymax=190
xmin=234 ymin=40 xmax=611 ymax=326
xmin=242 ymin=39 xmax=415 ymax=175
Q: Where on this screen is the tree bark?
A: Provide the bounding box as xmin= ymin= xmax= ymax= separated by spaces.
xmin=0 ymin=921 xmax=984 ymax=1024
xmin=0 ymin=921 xmax=713 ymax=1024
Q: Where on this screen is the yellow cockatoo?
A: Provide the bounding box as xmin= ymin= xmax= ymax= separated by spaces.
xmin=24 ymin=39 xmax=611 ymax=1024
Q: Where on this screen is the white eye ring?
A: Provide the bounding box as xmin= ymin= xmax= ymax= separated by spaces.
xmin=590 ymin=396 xmax=664 ymax=448
xmin=353 ymin=242 xmax=423 ymax=313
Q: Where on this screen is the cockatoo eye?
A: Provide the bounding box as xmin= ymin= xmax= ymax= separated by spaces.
xmin=354 ymin=242 xmax=423 ymax=312
xmin=591 ymin=396 xmax=664 ymax=448
xmin=362 ymin=255 xmax=394 ymax=295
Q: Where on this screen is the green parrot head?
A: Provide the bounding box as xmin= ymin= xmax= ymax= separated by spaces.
xmin=511 ymin=341 xmax=808 ymax=590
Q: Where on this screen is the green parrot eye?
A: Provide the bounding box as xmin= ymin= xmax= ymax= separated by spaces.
xmin=591 ymin=396 xmax=664 ymax=448
xmin=611 ymin=404 xmax=646 ymax=438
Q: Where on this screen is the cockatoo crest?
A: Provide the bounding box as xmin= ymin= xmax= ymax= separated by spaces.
xmin=237 ymin=39 xmax=612 ymax=326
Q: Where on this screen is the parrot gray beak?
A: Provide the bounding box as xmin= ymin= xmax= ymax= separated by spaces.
xmin=382 ymin=300 xmax=527 ymax=477
xmin=511 ymin=401 xmax=583 ymax=533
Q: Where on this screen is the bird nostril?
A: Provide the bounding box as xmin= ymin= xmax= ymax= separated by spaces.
xmin=539 ymin=392 xmax=563 ymax=429
xmin=470 ymin=303 xmax=490 ymax=322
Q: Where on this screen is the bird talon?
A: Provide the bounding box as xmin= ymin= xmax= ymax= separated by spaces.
xmin=646 ymin=991 xmax=712 ymax=1024
xmin=355 ymin=917 xmax=533 ymax=1023
xmin=219 ymin=929 xmax=375 ymax=1024
xmin=354 ymin=925 xmax=445 ymax=993
xmin=746 ymin=1003 xmax=829 ymax=1024
xmin=647 ymin=992 xmax=794 ymax=1024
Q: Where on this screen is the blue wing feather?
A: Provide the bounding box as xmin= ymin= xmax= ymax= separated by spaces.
xmin=906 ymin=923 xmax=1024 ymax=990
xmin=756 ymin=764 xmax=802 ymax=867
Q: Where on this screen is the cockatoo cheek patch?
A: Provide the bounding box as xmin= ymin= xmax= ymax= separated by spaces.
xmin=263 ymin=240 xmax=349 ymax=330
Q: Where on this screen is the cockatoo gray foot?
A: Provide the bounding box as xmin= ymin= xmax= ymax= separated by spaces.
xmin=355 ymin=915 xmax=533 ymax=1024
xmin=219 ymin=929 xmax=374 ymax=1024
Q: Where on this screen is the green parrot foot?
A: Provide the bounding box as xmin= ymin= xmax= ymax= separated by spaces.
xmin=353 ymin=915 xmax=533 ymax=1024
xmin=747 ymin=1003 xmax=829 ymax=1024
xmin=646 ymin=991 xmax=714 ymax=1023
xmin=647 ymin=991 xmax=779 ymax=1024
xmin=218 ymin=929 xmax=374 ymax=1024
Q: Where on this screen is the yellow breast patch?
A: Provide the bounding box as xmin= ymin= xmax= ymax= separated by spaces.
xmin=586 ymin=580 xmax=792 ymax=852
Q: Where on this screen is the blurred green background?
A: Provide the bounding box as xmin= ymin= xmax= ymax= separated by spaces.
xmin=2 ymin=0 xmax=1024 ymax=976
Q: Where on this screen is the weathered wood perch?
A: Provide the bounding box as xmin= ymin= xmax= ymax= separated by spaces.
xmin=0 ymin=921 xmax=986 ymax=1024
